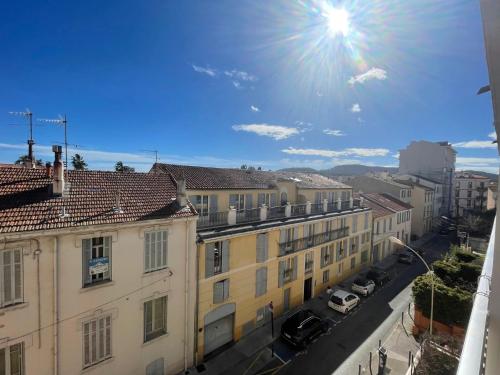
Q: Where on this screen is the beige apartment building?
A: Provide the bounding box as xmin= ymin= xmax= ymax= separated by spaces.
xmin=453 ymin=172 xmax=490 ymax=217
xmin=152 ymin=164 xmax=374 ymax=362
xmin=359 ymin=193 xmax=413 ymax=262
xmin=0 ymin=148 xmax=197 ymax=375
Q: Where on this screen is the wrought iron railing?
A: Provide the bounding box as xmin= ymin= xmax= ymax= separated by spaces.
xmin=291 ymin=204 xmax=307 ymax=217
xmin=268 ymin=205 xmax=286 ymax=218
xmin=311 ymin=203 xmax=324 ymax=213
xmin=197 ymin=211 xmax=229 ymax=228
xmin=236 ymin=208 xmax=261 ymax=224
xmin=279 ymin=227 xmax=350 ymax=256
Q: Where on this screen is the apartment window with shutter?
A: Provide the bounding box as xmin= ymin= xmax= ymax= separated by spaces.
xmin=336 ymin=242 xmax=345 ymax=261
xmin=389 ymin=218 xmax=393 ymax=231
xmin=322 ymin=270 xmax=330 ymax=284
xmin=83 ymin=315 xmax=112 ymax=368
xmin=321 ymin=246 xmax=332 ymax=268
xmin=205 ymin=241 xmax=229 ymax=277
xmin=364 ymin=213 xmax=369 ymax=230
xmin=258 ymin=193 xmax=271 ymax=207
xmin=189 ymin=195 xmax=210 ymax=216
xmin=1 ymin=249 xmax=23 ymax=308
xmin=144 ymin=296 xmax=167 ymax=342
xmin=376 ymin=221 xmax=380 ymax=234
xmin=383 ymin=219 xmax=387 ymax=233
xmin=255 ymin=267 xmax=268 ymax=297
xmin=305 ymin=252 xmax=314 ymax=274
xmin=83 ymin=237 xmax=111 ymax=287
xmin=256 ymin=233 xmax=268 ymax=263
xmin=0 ymin=343 xmax=24 ymax=375
xmin=338 ymin=262 xmax=343 ymax=275
xmin=229 ymin=194 xmax=245 ymax=211
xmin=144 ymin=231 xmax=168 ymax=273
xmin=352 ymin=215 xmax=358 ymax=232
xmin=213 ymin=279 xmax=230 ymax=303
xmin=361 ymin=250 xmax=368 ymax=263
xmin=350 ymin=257 xmax=356 ymax=270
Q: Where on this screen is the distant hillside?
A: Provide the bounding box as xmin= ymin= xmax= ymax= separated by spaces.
xmin=277 ymin=164 xmax=398 ymax=176
xmin=462 ymin=170 xmax=498 ymax=181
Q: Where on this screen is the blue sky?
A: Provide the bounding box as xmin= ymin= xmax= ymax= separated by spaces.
xmin=0 ymin=0 xmax=498 ymax=172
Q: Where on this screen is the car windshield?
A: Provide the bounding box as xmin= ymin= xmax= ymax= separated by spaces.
xmin=354 ymin=278 xmax=369 ymax=286
xmin=330 ymin=295 xmax=344 ymax=305
xmin=282 ymin=310 xmax=311 ymax=333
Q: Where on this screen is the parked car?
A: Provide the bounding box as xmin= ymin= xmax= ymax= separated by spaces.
xmin=366 ymin=268 xmax=391 ymax=286
xmin=280 ymin=309 xmax=328 ymax=347
xmin=351 ymin=277 xmax=376 ymax=296
xmin=398 ymin=252 xmax=415 ymax=264
xmin=328 ymin=290 xmax=360 ymax=314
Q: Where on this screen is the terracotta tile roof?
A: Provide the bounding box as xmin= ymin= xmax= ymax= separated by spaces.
xmin=359 ymin=197 xmax=393 ymax=218
xmin=393 ymin=179 xmax=433 ymax=190
xmin=361 ymin=193 xmax=413 ymax=214
xmin=151 ymin=163 xmax=349 ymax=190
xmin=0 ymin=167 xmax=195 ymax=234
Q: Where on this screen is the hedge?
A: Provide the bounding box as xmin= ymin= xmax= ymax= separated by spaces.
xmin=412 ymin=274 xmax=472 ymax=327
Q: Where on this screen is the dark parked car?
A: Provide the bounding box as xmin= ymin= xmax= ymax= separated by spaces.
xmin=366 ymin=268 xmax=390 ymax=286
xmin=398 ymin=252 xmax=415 ymax=264
xmin=280 ymin=309 xmax=328 ymax=347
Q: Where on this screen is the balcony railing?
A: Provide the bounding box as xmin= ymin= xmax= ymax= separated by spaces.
xmin=279 ymin=227 xmax=350 ymax=256
xmin=236 ymin=208 xmax=261 ymax=224
xmin=197 ymin=212 xmax=229 ymax=228
xmin=311 ymin=203 xmax=323 ymax=213
xmin=290 ymin=204 xmax=307 ymax=217
xmin=268 ymin=205 xmax=286 ymax=218
xmin=456 ymin=218 xmax=495 ymax=375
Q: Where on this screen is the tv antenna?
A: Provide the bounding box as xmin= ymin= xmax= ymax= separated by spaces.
xmin=38 ymin=115 xmax=68 ymax=169
xmin=9 ymin=109 xmax=35 ymax=165
xmin=141 ymin=150 xmax=159 ymax=163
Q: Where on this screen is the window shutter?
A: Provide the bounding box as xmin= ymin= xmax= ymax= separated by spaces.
xmin=14 ymin=249 xmax=21 ymax=300
xmin=293 ymin=227 xmax=298 ymax=241
xmin=221 ymin=240 xmax=230 ymax=273
xmin=258 ymin=193 xmax=265 ymax=207
xmin=229 ymin=194 xmax=238 ymax=208
xmin=213 ymin=282 xmax=223 ymax=304
xmin=256 ymin=234 xmax=268 ymax=263
xmin=279 ymin=229 xmax=286 ymax=243
xmin=292 ymin=256 xmax=298 ymax=280
xmin=263 ymin=233 xmax=268 ymax=261
xmin=320 ymin=247 xmax=325 ymax=268
xmin=82 ymin=239 xmax=92 ymax=285
xmin=278 ymin=261 xmax=285 ymax=287
xmin=303 ymin=225 xmax=309 ymax=239
xmin=144 ymin=300 xmax=153 ymax=338
xmin=245 ymin=194 xmax=253 ymax=209
xmin=103 ymin=236 xmax=111 ymax=280
xmin=209 ymin=195 xmax=218 ymax=213
xmin=315 ymin=192 xmax=321 ymax=204
xmin=270 ymin=193 xmax=277 ymax=207
xmin=162 ymin=231 xmax=168 ymax=268
xmin=223 ymin=279 xmax=230 ymax=300
xmin=205 ymin=243 xmax=215 ymax=278
xmin=145 ymin=232 xmax=151 ymax=271
xmin=262 ymin=267 xmax=267 ymax=295
xmin=3 ymin=251 xmax=12 ymax=303
xmin=255 ymin=267 xmax=267 ymax=297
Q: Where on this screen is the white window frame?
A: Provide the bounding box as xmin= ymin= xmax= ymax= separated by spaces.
xmin=144 ymin=296 xmax=168 ymax=342
xmin=0 ymin=342 xmax=24 ymax=375
xmin=83 ymin=315 xmax=112 ymax=368
xmin=190 ymin=195 xmax=210 ymax=216
xmin=1 ymin=248 xmax=23 ymax=308
xmin=144 ymin=230 xmax=168 ymax=273
xmin=83 ymin=236 xmax=112 ymax=286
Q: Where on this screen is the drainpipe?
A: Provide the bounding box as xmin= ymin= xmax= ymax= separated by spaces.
xmin=53 ymin=236 xmax=60 ymax=375
xmin=184 ymin=219 xmax=190 ymax=371
xmin=194 ymin=237 xmax=201 ymax=366
xmin=33 ymin=242 xmax=42 ymax=349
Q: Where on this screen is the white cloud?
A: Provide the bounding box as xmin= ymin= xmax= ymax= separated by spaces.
xmin=281 ymin=147 xmax=390 ymax=158
xmin=192 ymin=64 xmax=217 ymax=77
xmin=489 ymin=132 xmax=497 ymax=139
xmin=232 ymin=81 xmax=242 ymax=89
xmin=323 ymin=129 xmax=345 ymax=136
xmin=224 ymin=69 xmax=257 ymax=82
xmin=452 ymin=140 xmax=497 ymax=149
xmin=348 ymin=67 xmax=388 ymax=85
xmin=392 ymin=152 xmax=400 ymax=159
xmin=456 ymin=157 xmax=499 ymax=166
xmin=250 ymin=105 xmax=260 ymax=112
xmin=232 ymin=124 xmax=300 ymax=140
xmin=350 ymin=103 xmax=361 ymax=113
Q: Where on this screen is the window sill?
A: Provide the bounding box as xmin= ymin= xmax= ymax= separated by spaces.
xmin=80 ymin=280 xmax=115 ymax=293
xmin=142 ymin=332 xmax=169 ymax=347
xmin=81 ymin=357 xmax=114 ymax=373
xmin=0 ymin=302 xmax=28 ymax=314
xmin=143 ymin=267 xmax=172 ymax=278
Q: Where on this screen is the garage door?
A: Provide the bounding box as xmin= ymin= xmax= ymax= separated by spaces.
xmin=204 ymin=314 xmax=234 ymax=356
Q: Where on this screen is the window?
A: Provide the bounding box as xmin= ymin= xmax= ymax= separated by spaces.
xmin=376 ymin=221 xmax=380 ymax=234
xmin=364 ymin=213 xmax=369 ymax=230
xmin=350 ymin=257 xmax=356 ymax=270
xmin=383 ymin=219 xmax=387 ymax=233
xmin=321 ymin=246 xmax=333 ymax=267
xmin=389 ymin=218 xmax=393 ymax=231
xmin=467 ymin=199 xmax=471 ymax=208
xmin=401 ymin=190 xmax=406 ymax=198
xmin=322 ymin=270 xmax=330 ymax=284
xmin=255 ymin=267 xmax=267 ymax=297
xmin=352 ymin=216 xmax=358 ymax=233
xmin=83 ymin=315 xmax=111 ymax=368
xmin=229 ymin=194 xmax=245 ymax=210
xmin=256 ymin=233 xmax=269 ymax=263
xmin=338 ymin=262 xmax=343 ymax=275
xmin=205 ymin=241 xmax=229 ymax=277
xmin=361 ymin=250 xmax=368 ymax=263
xmin=144 ymin=231 xmax=168 ymax=273
xmin=336 ymin=241 xmax=345 ymax=261
xmin=468 ymin=182 xmax=473 ymax=189
xmin=1 ymin=249 xmax=23 ymax=308
xmin=144 ymin=296 xmax=167 ymax=342
xmin=258 ymin=193 xmax=271 ymax=207
xmin=213 ymin=279 xmax=230 ymax=303
xmin=281 ymin=257 xmax=297 ymax=284
xmin=189 ymin=195 xmax=210 ymax=216
xmin=0 ymin=343 xmax=24 ymax=375
xmin=467 ymin=190 xmax=472 ymax=198
xmin=305 ymin=252 xmax=314 ymax=274
xmin=83 ymin=237 xmax=111 ymax=286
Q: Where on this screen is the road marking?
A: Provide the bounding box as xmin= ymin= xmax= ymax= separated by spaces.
xmin=327 ymin=317 xmax=340 ymax=324
xmin=269 ymin=347 xmax=289 ymax=365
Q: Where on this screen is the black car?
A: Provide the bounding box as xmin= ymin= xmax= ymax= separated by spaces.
xmin=280 ymin=309 xmax=328 ymax=347
xmin=366 ymin=268 xmax=390 ymax=286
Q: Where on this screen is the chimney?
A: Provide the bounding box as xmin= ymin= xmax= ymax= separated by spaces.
xmin=176 ymin=177 xmax=187 ymax=207
xmin=52 ymin=145 xmax=65 ymax=196
xmin=26 ymin=139 xmax=35 ymax=169
xmin=45 ymin=162 xmax=52 ymax=178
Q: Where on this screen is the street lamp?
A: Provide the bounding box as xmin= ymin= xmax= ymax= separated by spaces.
xmin=389 ymin=236 xmax=435 ymax=336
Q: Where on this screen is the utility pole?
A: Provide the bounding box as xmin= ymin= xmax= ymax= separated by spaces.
xmin=9 ymin=109 xmax=35 ymax=167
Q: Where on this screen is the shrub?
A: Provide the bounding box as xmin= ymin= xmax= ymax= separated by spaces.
xmin=454 ymin=250 xmax=478 ymax=263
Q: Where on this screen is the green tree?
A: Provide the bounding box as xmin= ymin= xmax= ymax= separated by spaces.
xmin=115 ymin=161 xmax=135 ymax=172
xmin=71 ymin=154 xmax=88 ymax=170
xmin=15 ymin=155 xmax=43 ymax=166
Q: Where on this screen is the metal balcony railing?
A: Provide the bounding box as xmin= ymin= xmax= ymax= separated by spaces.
xmin=290 ymin=204 xmax=307 ymax=217
xmin=311 ymin=203 xmax=323 ymax=213
xmin=268 ymin=205 xmax=286 ymax=218
xmin=197 ymin=212 xmax=229 ymax=228
xmin=236 ymin=208 xmax=261 ymax=224
xmin=456 ymin=219 xmax=495 ymax=375
xmin=279 ymin=227 xmax=349 ymax=256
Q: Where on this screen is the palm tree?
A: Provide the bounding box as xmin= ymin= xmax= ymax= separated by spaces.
xmin=15 ymin=155 xmax=43 ymax=166
xmin=71 ymin=154 xmax=88 ymax=170
xmin=115 ymin=161 xmax=135 ymax=172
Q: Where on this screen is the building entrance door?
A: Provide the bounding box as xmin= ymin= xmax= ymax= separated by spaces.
xmin=304 ymin=278 xmax=312 ymax=301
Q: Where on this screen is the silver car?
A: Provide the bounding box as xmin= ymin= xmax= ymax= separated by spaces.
xmin=351 ymin=277 xmax=376 ymax=296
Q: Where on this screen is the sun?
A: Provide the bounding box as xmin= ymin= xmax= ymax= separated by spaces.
xmin=326 ymin=8 xmax=350 ymax=37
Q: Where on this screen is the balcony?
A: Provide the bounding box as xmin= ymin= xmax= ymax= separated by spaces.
xmin=196 ymin=199 xmax=361 ymax=229
xmin=278 ymin=227 xmax=349 ymax=256
xmin=456 ymin=219 xmax=495 ymax=375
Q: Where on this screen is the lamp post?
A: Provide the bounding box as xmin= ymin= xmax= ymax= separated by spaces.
xmin=389 ymin=236 xmax=435 ymax=336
